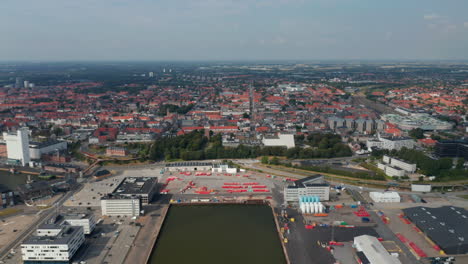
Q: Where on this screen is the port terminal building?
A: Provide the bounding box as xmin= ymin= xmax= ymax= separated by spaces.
xmin=284 ymin=175 xmax=330 ymax=202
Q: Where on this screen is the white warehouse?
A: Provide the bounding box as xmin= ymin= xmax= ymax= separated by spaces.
xmin=354 ymin=235 xmax=402 ymax=264
xmin=21 ymin=224 xmax=85 ymax=264
xmin=369 ymin=192 xmax=401 ymax=203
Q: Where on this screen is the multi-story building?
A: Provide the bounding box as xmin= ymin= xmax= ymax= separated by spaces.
xmin=21 ymin=225 xmax=85 ymax=264
xmin=378 ymin=155 xmax=417 ymax=177
xmin=367 ymin=135 xmax=415 ymax=151
xmin=262 ymin=133 xmax=295 ymax=148
xmin=284 ymin=175 xmax=330 ymax=202
xmin=435 ymin=140 xmax=468 ymax=159
xmin=29 ymin=140 xmax=67 ymax=160
xmin=101 ymin=195 xmax=141 ymax=216
xmin=106 ymin=147 xmax=128 ymax=157
xmin=3 ymin=127 xmax=30 ymax=166
xmin=61 ymin=214 xmax=96 ymax=235
xmin=111 ymin=177 xmax=158 ymax=205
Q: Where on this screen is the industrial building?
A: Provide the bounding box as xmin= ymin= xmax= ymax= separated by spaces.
xmin=262 ymin=133 xmax=295 ymax=148
xmin=435 ymin=140 xmax=468 ymax=159
xmin=21 ymin=224 xmax=85 ymax=263
xmin=369 ymin=192 xmax=401 ymax=203
xmin=165 ymin=161 xmax=214 ymax=172
xmin=402 ymin=206 xmax=468 ymax=255
xmin=29 ymin=140 xmax=68 ymax=160
xmin=212 ymin=164 xmax=237 ymax=173
xmin=284 ymin=175 xmax=330 ymax=202
xmin=411 ymin=184 xmax=432 ymax=192
xmin=3 ymin=127 xmax=30 ymax=166
xmin=378 ymin=155 xmax=416 ymax=178
xmin=112 ymin=177 xmax=158 ymax=205
xmin=101 ymin=194 xmax=141 ymax=216
xmin=354 ymin=235 xmax=402 ymax=264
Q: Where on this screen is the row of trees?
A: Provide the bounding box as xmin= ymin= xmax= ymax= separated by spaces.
xmin=148 ymin=130 xmax=352 ymax=161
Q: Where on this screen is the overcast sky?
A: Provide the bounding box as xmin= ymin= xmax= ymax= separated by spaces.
xmin=1 ymin=0 xmax=468 ymax=61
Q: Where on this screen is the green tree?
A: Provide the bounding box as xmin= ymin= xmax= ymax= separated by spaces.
xmin=270 ymin=156 xmax=280 ymax=165
xmin=261 ymin=156 xmax=269 ymax=164
xmin=409 ymin=128 xmax=424 ymax=139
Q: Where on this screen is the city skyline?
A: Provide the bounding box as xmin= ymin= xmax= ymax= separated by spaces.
xmin=1 ymin=0 xmax=468 ymax=61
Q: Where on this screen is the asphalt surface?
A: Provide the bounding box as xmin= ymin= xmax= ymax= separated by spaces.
xmin=283 ymin=207 xmax=380 ymax=264
xmin=0 ymin=188 xmax=77 ymax=261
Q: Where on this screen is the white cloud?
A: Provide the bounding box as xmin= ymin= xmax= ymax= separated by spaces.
xmin=424 ymin=13 xmax=441 ymax=20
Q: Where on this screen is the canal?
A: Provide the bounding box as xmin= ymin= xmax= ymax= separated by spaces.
xmin=148 ymin=204 xmax=286 ymax=264
xmin=0 ymin=170 xmax=38 ymax=190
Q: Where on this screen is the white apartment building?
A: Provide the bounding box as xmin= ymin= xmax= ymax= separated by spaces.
xmin=262 ymin=133 xmax=295 ymax=148
xmin=367 ymin=135 xmax=415 ymax=151
xmin=3 ymin=127 xmax=30 ymax=166
xmin=369 ymin=192 xmax=401 ymax=203
xmin=378 ymin=163 xmax=406 ymax=177
xmin=284 ymin=175 xmax=330 ymax=202
xmin=21 ymin=225 xmax=85 ymax=263
xmin=101 ymin=195 xmax=140 ymax=216
xmin=378 ymin=155 xmax=417 ymax=177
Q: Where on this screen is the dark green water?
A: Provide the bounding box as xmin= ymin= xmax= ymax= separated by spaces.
xmin=0 ymin=171 xmax=38 ymax=190
xmin=149 ymin=204 xmax=286 ymax=264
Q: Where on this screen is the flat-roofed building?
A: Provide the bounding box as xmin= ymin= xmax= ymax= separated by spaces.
xmin=367 ymin=135 xmax=415 ymax=151
xmin=61 ymin=214 xmax=96 ymax=235
xmin=112 ymin=177 xmax=158 ymax=205
xmin=354 ymin=235 xmax=402 ymax=264
xmin=3 ymin=127 xmax=30 ymax=166
xmin=262 ymin=133 xmax=295 ymax=148
xmin=165 ymin=161 xmax=213 ymax=172
xmin=29 ymin=140 xmax=67 ymax=160
xmin=402 ymin=206 xmax=468 ymax=255
xmin=21 ymin=225 xmax=85 ymax=263
xmin=284 ymin=175 xmax=329 ymax=202
xmin=369 ymin=192 xmax=400 ymax=203
xmin=101 ymin=194 xmax=140 ymax=216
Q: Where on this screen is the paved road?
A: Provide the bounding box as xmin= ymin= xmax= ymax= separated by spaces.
xmin=0 ymin=182 xmax=84 ymax=261
xmin=0 ymin=190 xmax=74 ymax=260
xmin=346 ymin=187 xmax=421 ymax=264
